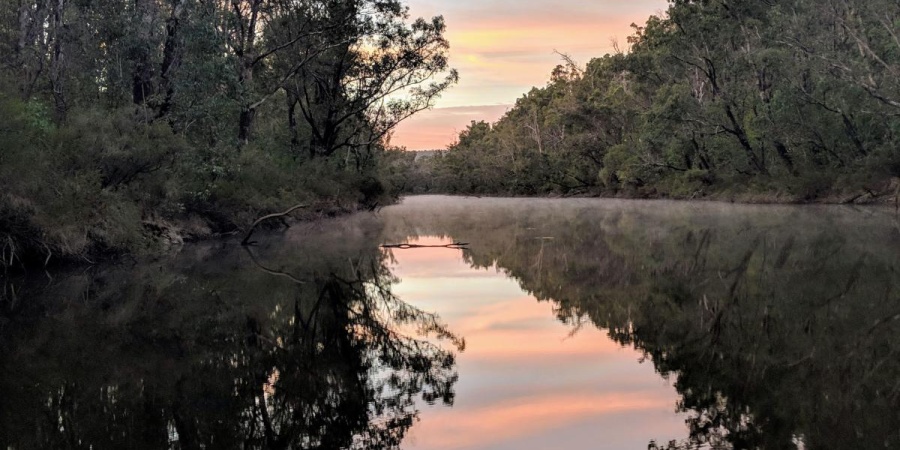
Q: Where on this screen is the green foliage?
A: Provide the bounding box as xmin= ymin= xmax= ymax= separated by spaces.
xmin=0 ymin=0 xmax=453 ymax=267
xmin=0 ymin=98 xmax=190 ymax=263
xmin=415 ymin=0 xmax=900 ymax=202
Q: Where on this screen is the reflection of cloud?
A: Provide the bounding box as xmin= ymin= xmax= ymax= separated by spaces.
xmin=387 ymin=236 xmax=494 ymax=277
xmin=411 ymin=391 xmax=672 ymax=450
xmin=391 ymin=235 xmax=688 ymax=449
xmin=457 ymin=297 xmax=626 ymax=360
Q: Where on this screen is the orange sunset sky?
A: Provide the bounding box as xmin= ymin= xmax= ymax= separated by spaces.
xmin=390 ymin=0 xmax=670 ymax=150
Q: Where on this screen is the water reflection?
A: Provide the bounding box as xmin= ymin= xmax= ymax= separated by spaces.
xmin=4 ymin=196 xmax=899 ymax=449
xmin=387 ymin=241 xmax=687 ymax=450
xmin=380 ymin=196 xmax=900 ymax=449
xmin=0 ymin=216 xmax=462 ymax=449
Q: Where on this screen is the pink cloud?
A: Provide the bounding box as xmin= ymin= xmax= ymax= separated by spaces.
xmin=391 ymin=105 xmax=511 ymax=150
xmin=406 ymin=391 xmax=677 ymax=449
xmin=390 ymin=0 xmax=669 ymax=149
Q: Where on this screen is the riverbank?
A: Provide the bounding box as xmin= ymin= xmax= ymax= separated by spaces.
xmin=0 ymin=196 xmax=385 ymax=270
xmin=6 ymin=176 xmax=896 ymax=271
xmin=410 ymin=175 xmax=900 ymax=207
xmin=619 ymin=176 xmax=900 ymax=206
xmin=0 ymin=95 xmax=404 ymax=270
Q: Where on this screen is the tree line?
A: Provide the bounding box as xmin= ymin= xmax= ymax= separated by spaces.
xmin=404 ymin=0 xmax=900 ymax=201
xmin=0 ymin=0 xmax=455 ymax=266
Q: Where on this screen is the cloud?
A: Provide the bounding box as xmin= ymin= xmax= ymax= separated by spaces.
xmin=390 ymin=0 xmax=668 ymax=149
xmin=391 ymin=105 xmax=512 ymax=150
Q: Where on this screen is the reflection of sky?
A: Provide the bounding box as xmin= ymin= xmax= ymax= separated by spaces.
xmin=389 ymin=237 xmax=687 ymax=450
xmin=391 ymin=0 xmax=669 ymax=149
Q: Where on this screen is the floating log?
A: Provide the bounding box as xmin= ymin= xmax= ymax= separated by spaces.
xmin=381 ymin=242 xmax=469 ymax=250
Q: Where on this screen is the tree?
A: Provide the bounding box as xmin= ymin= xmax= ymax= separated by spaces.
xmin=221 ymin=0 xmax=333 ymax=143
xmin=288 ymin=0 xmax=457 ymax=164
xmin=426 ymin=0 xmax=900 ymax=200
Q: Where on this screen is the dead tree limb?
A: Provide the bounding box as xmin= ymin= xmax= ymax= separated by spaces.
xmin=242 ymin=246 xmax=305 ymax=284
xmin=241 ymin=204 xmax=308 ymax=245
xmin=381 ymin=242 xmax=469 ymax=250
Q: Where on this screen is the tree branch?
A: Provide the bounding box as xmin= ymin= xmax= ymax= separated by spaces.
xmin=241 ymin=204 xmax=308 ymax=245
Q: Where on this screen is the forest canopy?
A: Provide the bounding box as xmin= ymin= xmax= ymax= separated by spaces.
xmin=410 ymin=0 xmax=900 ymax=201
xmin=0 ymin=0 xmax=455 ymax=266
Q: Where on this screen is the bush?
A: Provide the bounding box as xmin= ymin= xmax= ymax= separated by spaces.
xmin=0 ymin=89 xmax=398 ymax=268
xmin=0 ymin=101 xmax=194 ymax=264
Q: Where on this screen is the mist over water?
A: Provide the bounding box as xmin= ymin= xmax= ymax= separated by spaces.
xmin=381 ymin=196 xmax=900 ymax=449
xmin=2 ymin=196 xmax=898 ymax=449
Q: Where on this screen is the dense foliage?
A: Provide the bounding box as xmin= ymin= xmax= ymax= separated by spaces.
xmin=421 ymin=0 xmax=900 ymax=201
xmin=0 ymin=0 xmax=455 ymax=266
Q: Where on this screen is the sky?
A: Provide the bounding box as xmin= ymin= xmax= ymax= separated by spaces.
xmin=390 ymin=0 xmax=670 ymax=150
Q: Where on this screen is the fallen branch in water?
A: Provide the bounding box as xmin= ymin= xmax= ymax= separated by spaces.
xmin=381 ymin=242 xmax=469 ymax=250
xmin=242 ymin=246 xmax=305 ymax=284
xmin=241 ymin=204 xmax=309 ymax=245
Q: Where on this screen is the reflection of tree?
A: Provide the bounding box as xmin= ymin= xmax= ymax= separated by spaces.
xmin=382 ymin=198 xmax=900 ymax=449
xmin=0 ymin=216 xmax=462 ymax=449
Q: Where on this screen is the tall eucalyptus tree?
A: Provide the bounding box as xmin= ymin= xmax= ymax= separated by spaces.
xmin=285 ymin=0 xmax=457 ymax=164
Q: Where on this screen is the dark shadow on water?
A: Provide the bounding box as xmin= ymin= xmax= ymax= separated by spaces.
xmin=382 ymin=196 xmax=900 ymax=449
xmin=0 ymin=215 xmax=462 ymax=449
xmin=4 ymin=196 xmax=899 ymax=449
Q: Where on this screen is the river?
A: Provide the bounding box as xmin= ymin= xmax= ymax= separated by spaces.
xmin=2 ymin=196 xmax=898 ymax=449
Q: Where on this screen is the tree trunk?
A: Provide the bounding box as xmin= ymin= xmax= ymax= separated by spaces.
xmin=48 ymin=0 xmax=67 ymax=122
xmin=132 ymin=0 xmax=156 ymax=106
xmin=287 ymin=92 xmax=301 ymax=155
xmin=157 ymin=0 xmax=183 ymax=119
xmin=233 ymin=0 xmax=260 ymax=144
xmin=17 ymin=0 xmax=49 ymax=98
xmin=308 ymin=121 xmax=338 ymax=158
xmin=16 ymin=1 xmax=29 ymax=57
xmin=773 ymin=140 xmax=799 ymax=176
xmin=724 ymin=105 xmax=767 ymax=174
xmin=236 ymin=56 xmax=255 ymax=144
xmin=238 ymin=106 xmax=256 ymax=144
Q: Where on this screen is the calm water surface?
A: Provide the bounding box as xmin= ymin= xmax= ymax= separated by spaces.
xmin=2 ymin=196 xmax=899 ymax=449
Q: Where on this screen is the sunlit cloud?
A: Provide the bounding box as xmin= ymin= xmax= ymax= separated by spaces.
xmin=391 ymin=0 xmax=669 ymax=149
xmin=390 ymin=105 xmax=511 ymax=150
